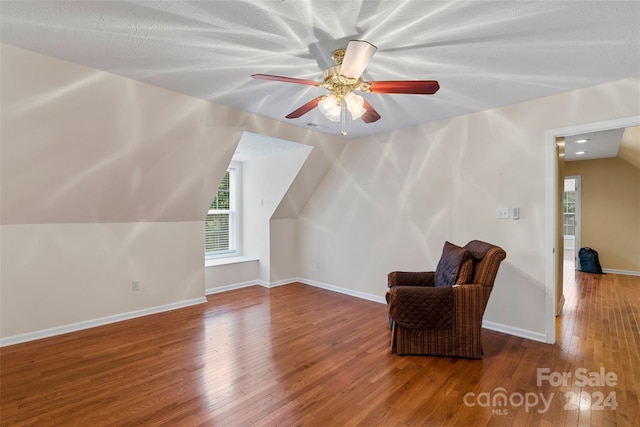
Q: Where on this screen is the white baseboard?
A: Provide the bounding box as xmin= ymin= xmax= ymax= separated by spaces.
xmin=205 ymin=278 xmax=294 ymax=295
xmin=296 ymin=278 xmax=387 ymax=304
xmin=264 ymin=278 xmax=299 ymax=288
xmin=3 ymin=277 xmax=551 ymax=347
xmin=296 ymin=279 xmax=546 ymax=342
xmin=602 ymin=268 xmax=640 ymax=277
xmin=207 ymin=277 xmax=386 ymax=303
xmin=208 ymin=278 xmax=551 ymax=345
xmin=0 ymin=297 xmax=207 ymax=348
xmin=482 ymin=320 xmax=547 ymax=343
xmin=205 ymin=280 xmax=268 ymax=295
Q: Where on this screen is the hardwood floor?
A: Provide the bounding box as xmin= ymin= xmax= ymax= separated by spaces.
xmin=1 ymin=270 xmax=639 ymax=426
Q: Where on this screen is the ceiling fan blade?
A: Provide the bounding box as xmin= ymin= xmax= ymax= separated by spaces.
xmin=251 ymin=74 xmax=321 ymax=86
xmin=369 ymin=80 xmax=440 ymax=95
xmin=285 ymin=96 xmax=323 ymax=119
xmin=361 ymin=99 xmax=381 ymax=123
xmin=339 ymin=40 xmax=377 ymax=79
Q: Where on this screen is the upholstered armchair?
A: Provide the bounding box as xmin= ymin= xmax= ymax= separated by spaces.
xmin=386 ymin=240 xmax=506 ymax=358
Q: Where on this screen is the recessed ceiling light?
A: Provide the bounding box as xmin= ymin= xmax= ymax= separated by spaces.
xmin=576 ymin=151 xmax=586 ymax=155
xmin=575 ymin=139 xmax=589 ymax=143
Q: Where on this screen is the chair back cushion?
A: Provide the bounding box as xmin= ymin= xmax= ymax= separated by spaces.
xmin=435 ymin=241 xmax=474 ymax=287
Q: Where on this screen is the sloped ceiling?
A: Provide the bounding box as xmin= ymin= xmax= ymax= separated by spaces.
xmin=232 ymin=131 xmax=311 ymax=163
xmin=1 ymin=0 xmax=639 ymax=138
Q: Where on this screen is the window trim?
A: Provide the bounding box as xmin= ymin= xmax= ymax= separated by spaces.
xmin=205 ymin=163 xmax=241 ymax=260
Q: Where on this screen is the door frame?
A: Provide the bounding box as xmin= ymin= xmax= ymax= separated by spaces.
xmin=545 ymin=115 xmax=640 ymax=344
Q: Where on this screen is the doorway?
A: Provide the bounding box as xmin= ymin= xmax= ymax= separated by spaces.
xmin=545 ymin=115 xmax=640 ymax=344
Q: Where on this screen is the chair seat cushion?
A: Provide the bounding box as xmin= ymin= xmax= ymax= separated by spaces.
xmin=435 ymin=241 xmax=474 ymax=286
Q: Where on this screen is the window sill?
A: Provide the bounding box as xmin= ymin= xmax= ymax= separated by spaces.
xmin=205 ymin=256 xmax=259 ymax=267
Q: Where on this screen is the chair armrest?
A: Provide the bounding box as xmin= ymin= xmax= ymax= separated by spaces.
xmin=452 ymin=283 xmax=485 ymax=299
xmin=387 ymin=285 xmax=453 ymax=329
xmin=452 ymin=284 xmax=489 ymax=325
xmin=387 ymin=271 xmax=436 ymax=288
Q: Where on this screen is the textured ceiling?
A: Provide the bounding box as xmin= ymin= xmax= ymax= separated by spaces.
xmin=1 ymin=1 xmax=639 ymax=138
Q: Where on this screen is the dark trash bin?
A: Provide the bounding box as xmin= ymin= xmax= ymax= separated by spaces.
xmin=578 ymin=247 xmax=604 ymax=274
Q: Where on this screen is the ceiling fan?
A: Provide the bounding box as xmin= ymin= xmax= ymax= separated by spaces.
xmin=251 ymin=40 xmax=440 ymax=135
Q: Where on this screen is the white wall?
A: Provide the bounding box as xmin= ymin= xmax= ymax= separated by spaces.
xmin=242 ymin=147 xmax=312 ymax=282
xmin=1 ymin=222 xmax=204 ymax=337
xmin=270 ymin=219 xmax=300 ymax=283
xmin=0 ymin=43 xmax=235 ymax=341
xmin=0 ymin=44 xmax=341 ymax=343
xmin=204 ymin=260 xmax=260 ymax=291
xmin=299 ymin=76 xmax=640 ymax=340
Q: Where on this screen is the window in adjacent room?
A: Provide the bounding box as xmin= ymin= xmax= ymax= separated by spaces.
xmin=205 ymin=165 xmax=239 ymax=259
xmin=563 ymin=180 xmax=576 ymax=238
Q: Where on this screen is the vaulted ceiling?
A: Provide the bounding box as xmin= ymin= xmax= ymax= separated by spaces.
xmin=1 ymin=1 xmax=639 ymax=138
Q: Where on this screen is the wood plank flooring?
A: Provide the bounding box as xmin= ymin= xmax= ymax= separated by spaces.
xmin=1 ymin=269 xmax=639 ymax=426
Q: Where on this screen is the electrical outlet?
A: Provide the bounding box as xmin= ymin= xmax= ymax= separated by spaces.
xmin=496 ymin=208 xmax=509 ymax=219
xmin=132 ymin=281 xmax=140 ymax=291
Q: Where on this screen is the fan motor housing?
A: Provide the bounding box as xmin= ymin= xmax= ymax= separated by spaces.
xmin=322 ymin=65 xmax=370 ymax=97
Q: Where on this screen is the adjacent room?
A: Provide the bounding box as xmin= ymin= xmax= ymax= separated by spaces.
xmin=1 ymin=1 xmax=639 ymax=425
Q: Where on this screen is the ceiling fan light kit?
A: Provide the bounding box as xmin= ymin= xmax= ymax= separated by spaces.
xmin=344 ymin=92 xmax=367 ymax=120
xmin=318 ymin=94 xmax=341 ymax=121
xmin=251 ymin=39 xmax=440 ymax=135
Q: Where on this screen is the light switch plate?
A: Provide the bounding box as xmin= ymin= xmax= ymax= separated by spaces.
xmin=496 ymin=208 xmax=509 ymax=219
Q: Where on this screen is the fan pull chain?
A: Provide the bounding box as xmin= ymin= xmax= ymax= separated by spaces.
xmin=341 ymin=102 xmax=347 ymax=136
